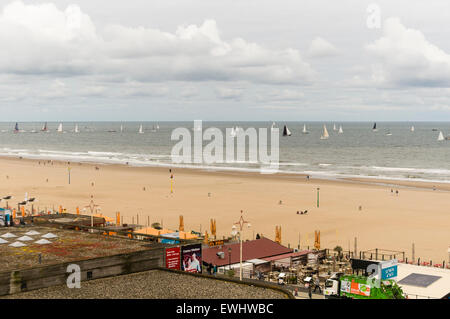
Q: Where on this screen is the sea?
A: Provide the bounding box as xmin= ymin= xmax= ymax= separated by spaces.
xmin=1 ymin=121 xmax=450 ymax=183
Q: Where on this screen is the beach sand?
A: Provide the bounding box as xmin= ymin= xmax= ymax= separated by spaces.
xmin=1 ymin=156 xmax=449 ymax=263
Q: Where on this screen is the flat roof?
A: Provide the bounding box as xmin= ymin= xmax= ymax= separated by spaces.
xmin=0 ymin=226 xmax=148 ymax=272
xmin=396 ymin=263 xmax=450 ymax=299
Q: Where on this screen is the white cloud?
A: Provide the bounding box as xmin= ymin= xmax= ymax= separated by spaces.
xmin=307 ymin=37 xmax=338 ymax=58
xmin=366 ymin=17 xmax=450 ymax=87
xmin=0 ymin=1 xmax=315 ymax=85
xmin=215 ymin=87 xmax=243 ymax=100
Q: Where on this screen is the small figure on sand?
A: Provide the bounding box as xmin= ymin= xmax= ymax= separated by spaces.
xmin=279 ymin=200 xmax=283 ymax=205
xmin=143 ymin=187 xmax=146 ymax=191
xmin=358 ymin=205 xmax=362 ymax=211
xmin=395 ymin=190 xmax=399 ymax=196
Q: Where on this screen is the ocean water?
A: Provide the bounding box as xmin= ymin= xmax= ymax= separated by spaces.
xmin=1 ymin=121 xmax=450 ymax=183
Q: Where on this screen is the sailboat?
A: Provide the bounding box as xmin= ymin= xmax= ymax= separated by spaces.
xmin=120 ymin=124 xmax=123 ymax=133
xmin=139 ymin=124 xmax=144 ymax=134
xmin=320 ymin=125 xmax=329 ymax=140
xmin=282 ymin=125 xmax=291 ymax=136
xmin=338 ymin=125 xmax=343 ymax=134
xmin=333 ymin=123 xmax=337 ymax=131
xmin=41 ymin=122 xmax=49 ymax=132
xmin=57 ymin=123 xmax=63 ymax=133
xmin=372 ymin=123 xmax=377 ymax=132
xmin=13 ymin=122 xmax=19 ymax=133
xmin=302 ymin=124 xmax=309 ymax=134
xmin=410 ymin=126 xmax=415 ymax=132
xmin=438 ymin=131 xmax=444 ymax=141
xmin=156 ymin=124 xmax=160 ymax=130
xmin=74 ymin=124 xmax=79 ymax=133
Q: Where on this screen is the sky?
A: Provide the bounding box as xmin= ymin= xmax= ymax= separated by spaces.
xmin=1 ymin=0 xmax=450 ymax=121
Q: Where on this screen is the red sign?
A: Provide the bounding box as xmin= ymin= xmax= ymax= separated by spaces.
xmin=165 ymin=247 xmax=181 ymax=270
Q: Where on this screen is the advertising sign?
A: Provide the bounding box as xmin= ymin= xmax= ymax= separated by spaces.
xmin=380 ymin=259 xmax=398 ymax=280
xmin=350 ymin=280 xmax=371 ymax=297
xmin=165 ymin=247 xmax=181 ymax=270
xmin=340 ymin=279 xmax=351 ymax=293
xmin=181 ymin=244 xmax=202 ymax=273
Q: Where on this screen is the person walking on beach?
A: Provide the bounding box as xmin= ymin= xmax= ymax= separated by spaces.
xmin=314 ymin=276 xmax=321 ymax=293
xmin=395 ymin=190 xmax=399 ymax=196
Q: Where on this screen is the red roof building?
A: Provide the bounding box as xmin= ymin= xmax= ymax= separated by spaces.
xmin=203 ymin=237 xmax=292 ymax=267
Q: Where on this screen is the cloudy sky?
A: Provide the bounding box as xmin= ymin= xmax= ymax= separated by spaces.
xmin=1 ymin=0 xmax=450 ymax=121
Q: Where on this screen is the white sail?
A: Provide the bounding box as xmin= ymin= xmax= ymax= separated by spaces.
xmin=338 ymin=125 xmax=343 ymax=134
xmin=120 ymin=124 xmax=123 ymax=132
xmin=411 ymin=126 xmax=415 ymax=132
xmin=302 ymin=124 xmax=309 ymax=134
xmin=156 ymin=124 xmax=159 ymax=130
xmin=74 ymin=124 xmax=79 ymax=133
xmin=333 ymin=123 xmax=337 ymax=131
xmin=286 ymin=126 xmax=291 ymax=136
xmin=283 ymin=125 xmax=291 ymax=136
xmin=320 ymin=125 xmax=329 ymax=139
xmin=438 ymin=131 xmax=444 ymax=141
xmin=139 ymin=124 xmax=144 ymax=134
xmin=57 ymin=123 xmax=63 ymax=132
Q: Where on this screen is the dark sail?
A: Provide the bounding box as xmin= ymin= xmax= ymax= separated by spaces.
xmin=14 ymin=122 xmax=19 ymax=131
xmin=373 ymin=122 xmax=377 ymax=130
xmin=283 ymin=125 xmax=288 ymax=136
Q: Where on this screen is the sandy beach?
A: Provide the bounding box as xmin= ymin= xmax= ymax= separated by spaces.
xmin=1 ymin=156 xmax=449 ymax=263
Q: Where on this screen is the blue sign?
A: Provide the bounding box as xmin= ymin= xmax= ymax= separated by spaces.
xmin=381 ymin=265 xmax=397 ymax=280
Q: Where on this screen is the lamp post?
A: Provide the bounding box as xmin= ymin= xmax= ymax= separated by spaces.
xmin=316 ymin=187 xmax=320 ymax=208
xmin=228 ymin=247 xmax=232 ymax=271
xmin=231 ymin=210 xmax=251 ymax=281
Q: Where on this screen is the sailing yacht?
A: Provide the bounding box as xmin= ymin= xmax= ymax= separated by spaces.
xmin=74 ymin=124 xmax=79 ymax=133
xmin=57 ymin=123 xmax=63 ymax=133
xmin=302 ymin=124 xmax=309 ymax=134
xmin=282 ymin=125 xmax=291 ymax=136
xmin=338 ymin=125 xmax=343 ymax=134
xmin=438 ymin=131 xmax=444 ymax=141
xmin=410 ymin=126 xmax=415 ymax=132
xmin=139 ymin=124 xmax=144 ymax=134
xmin=372 ymin=122 xmax=378 ymax=132
xmin=13 ymin=122 xmax=19 ymax=133
xmin=41 ymin=122 xmax=49 ymax=132
xmin=320 ymin=125 xmax=329 ymax=140
xmin=120 ymin=124 xmax=123 ymax=133
xmin=333 ymin=124 xmax=337 ymax=131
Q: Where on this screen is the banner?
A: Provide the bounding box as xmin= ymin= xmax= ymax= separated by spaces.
xmin=181 ymin=244 xmax=202 ymax=273
xmin=350 ymin=281 xmax=371 ymax=297
xmin=165 ymin=247 xmax=181 ymax=270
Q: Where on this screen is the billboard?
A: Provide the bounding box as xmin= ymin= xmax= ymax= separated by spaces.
xmin=350 ymin=280 xmax=371 ymax=297
xmin=181 ymin=244 xmax=202 ymax=273
xmin=165 ymin=247 xmax=181 ymax=270
xmin=380 ymin=259 xmax=398 ymax=280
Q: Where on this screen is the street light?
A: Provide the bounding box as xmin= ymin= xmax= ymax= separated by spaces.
xmin=231 ymin=210 xmax=251 ymax=281
xmin=228 ymin=247 xmax=232 ymax=271
xmin=316 ymin=187 xmax=320 ymax=208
